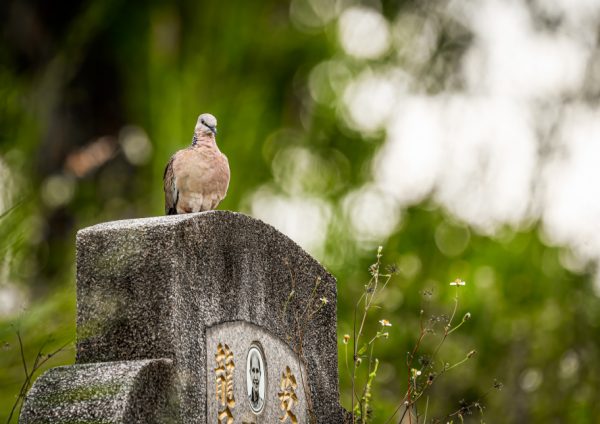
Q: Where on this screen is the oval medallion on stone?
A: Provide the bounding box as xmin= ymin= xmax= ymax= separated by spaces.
xmin=246 ymin=344 xmax=266 ymax=414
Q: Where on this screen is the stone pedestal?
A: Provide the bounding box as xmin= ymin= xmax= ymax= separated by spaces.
xmin=20 ymin=211 xmax=347 ymax=423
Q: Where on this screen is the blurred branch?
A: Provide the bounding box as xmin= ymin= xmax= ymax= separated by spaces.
xmin=0 ymin=199 xmax=26 ymax=222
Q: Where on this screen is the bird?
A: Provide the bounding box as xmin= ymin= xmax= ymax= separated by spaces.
xmin=163 ymin=113 xmax=230 ymax=215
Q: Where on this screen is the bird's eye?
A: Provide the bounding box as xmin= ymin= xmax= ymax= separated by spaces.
xmin=201 ymin=119 xmax=205 ymax=125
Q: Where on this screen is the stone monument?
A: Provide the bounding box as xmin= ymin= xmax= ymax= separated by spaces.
xmin=19 ymin=211 xmax=348 ymax=423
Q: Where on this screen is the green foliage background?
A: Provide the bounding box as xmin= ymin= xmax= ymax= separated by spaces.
xmin=1 ymin=0 xmax=599 ymax=422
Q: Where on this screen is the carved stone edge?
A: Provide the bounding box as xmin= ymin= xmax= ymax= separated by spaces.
xmin=19 ymin=359 xmax=177 ymax=424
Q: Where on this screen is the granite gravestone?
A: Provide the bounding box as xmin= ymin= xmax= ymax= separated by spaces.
xmin=19 ymin=211 xmax=347 ymax=423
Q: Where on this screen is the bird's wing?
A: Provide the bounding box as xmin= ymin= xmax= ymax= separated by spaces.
xmin=163 ymin=154 xmax=179 ymax=215
xmin=213 ymin=153 xmax=230 ymax=204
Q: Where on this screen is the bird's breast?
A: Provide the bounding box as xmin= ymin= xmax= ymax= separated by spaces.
xmin=173 ymin=147 xmax=230 ymax=195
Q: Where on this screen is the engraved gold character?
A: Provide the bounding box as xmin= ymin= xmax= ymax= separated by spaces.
xmin=278 ymin=366 xmax=298 ymax=424
xmin=215 ymin=343 xmax=236 ymax=423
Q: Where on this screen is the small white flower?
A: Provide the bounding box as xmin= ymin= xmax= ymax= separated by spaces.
xmin=320 ymin=297 xmax=328 ymax=305
xmin=450 ymin=278 xmax=466 ymax=286
xmin=379 ymin=319 xmax=392 ymax=327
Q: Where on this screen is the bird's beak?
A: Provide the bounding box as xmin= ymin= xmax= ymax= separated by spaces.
xmin=209 ymin=126 xmax=217 ymax=135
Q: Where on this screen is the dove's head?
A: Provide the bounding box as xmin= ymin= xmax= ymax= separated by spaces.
xmin=195 ymin=113 xmax=217 ymax=137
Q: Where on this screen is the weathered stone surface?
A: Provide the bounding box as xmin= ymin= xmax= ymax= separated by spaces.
xmin=19 ymin=359 xmax=176 ymax=423
xmin=74 ymin=211 xmax=345 ymax=423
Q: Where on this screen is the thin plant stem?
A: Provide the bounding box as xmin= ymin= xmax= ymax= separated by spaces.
xmin=7 ymin=333 xmax=71 ymax=424
xmin=17 ymin=332 xmax=28 ymax=378
xmin=431 ymin=287 xmax=460 ymax=359
xmin=352 ymin=251 xmax=394 ymax=422
xmin=386 ymin=286 xmax=467 ymax=424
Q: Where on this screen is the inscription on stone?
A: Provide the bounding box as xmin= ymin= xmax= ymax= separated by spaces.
xmin=279 ymin=366 xmax=299 ymax=423
xmin=207 ymin=321 xmax=308 ymax=423
xmin=215 ymin=343 xmax=236 ymax=423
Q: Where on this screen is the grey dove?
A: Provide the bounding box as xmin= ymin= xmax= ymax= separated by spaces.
xmin=163 ymin=113 xmax=230 ymax=214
